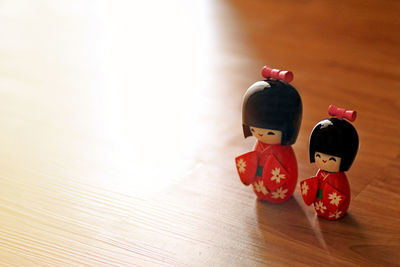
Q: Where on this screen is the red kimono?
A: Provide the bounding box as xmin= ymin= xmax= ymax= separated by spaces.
xmin=235 ymin=141 xmax=298 ymax=203
xmin=300 ymin=170 xmax=350 ymax=220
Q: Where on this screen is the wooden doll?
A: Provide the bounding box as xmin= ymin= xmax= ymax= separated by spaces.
xmin=235 ymin=66 xmax=302 ymax=203
xmin=300 ymin=105 xmax=359 ymax=220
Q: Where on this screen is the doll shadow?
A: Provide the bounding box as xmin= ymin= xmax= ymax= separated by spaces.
xmin=317 ymin=211 xmax=366 ymax=243
xmin=254 ymin=195 xmax=366 ymax=252
xmin=335 ymin=212 xmax=360 ymax=227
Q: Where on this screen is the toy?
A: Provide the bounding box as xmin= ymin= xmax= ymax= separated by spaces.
xmin=235 ymin=66 xmax=302 ymax=203
xmin=300 ymin=105 xmax=359 ymax=220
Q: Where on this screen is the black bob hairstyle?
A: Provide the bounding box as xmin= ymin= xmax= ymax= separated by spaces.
xmin=242 ymin=79 xmax=302 ymax=145
xmin=309 ymin=118 xmax=359 ymax=172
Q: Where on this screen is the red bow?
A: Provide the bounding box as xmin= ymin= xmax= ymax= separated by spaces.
xmin=261 ymin=66 xmax=294 ymax=83
xmin=328 ymin=105 xmax=357 ymax=122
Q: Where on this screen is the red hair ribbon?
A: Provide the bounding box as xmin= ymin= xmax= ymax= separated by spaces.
xmin=261 ymin=66 xmax=294 ymax=83
xmin=328 ymin=105 xmax=357 ymax=122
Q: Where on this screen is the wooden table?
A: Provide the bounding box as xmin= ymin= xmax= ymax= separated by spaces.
xmin=0 ymin=0 xmax=399 ymax=265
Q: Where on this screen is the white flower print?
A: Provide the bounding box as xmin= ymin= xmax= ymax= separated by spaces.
xmin=254 ymin=181 xmax=268 ymax=195
xmin=328 ymin=192 xmax=342 ymax=206
xmin=236 ymin=158 xmax=247 ymax=173
xmin=301 ymin=182 xmax=309 ymax=196
xmin=270 ymin=167 xmax=286 ymax=184
xmin=329 ymin=210 xmax=342 ymax=219
xmin=271 ymin=187 xmax=288 ymax=199
xmin=314 ymin=201 xmax=327 ymax=214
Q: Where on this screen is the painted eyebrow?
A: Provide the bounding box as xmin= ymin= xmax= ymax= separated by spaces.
xmin=267 ymin=132 xmax=275 ymax=135
xmin=329 ymin=157 xmax=337 ymax=162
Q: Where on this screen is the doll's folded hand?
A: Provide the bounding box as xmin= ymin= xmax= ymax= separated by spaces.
xmin=262 ymin=154 xmax=290 ymax=191
xmin=322 ymin=183 xmax=347 ymax=213
xmin=300 ymin=177 xmax=318 ymax=205
xmin=235 ymin=151 xmax=258 ymax=185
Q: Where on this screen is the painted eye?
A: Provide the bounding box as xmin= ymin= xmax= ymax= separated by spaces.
xmin=267 ymin=132 xmax=275 ymax=135
xmin=250 ymin=128 xmax=255 ymax=132
xmin=329 ymin=157 xmax=337 ymax=162
xmin=316 ymin=154 xmax=321 ymax=158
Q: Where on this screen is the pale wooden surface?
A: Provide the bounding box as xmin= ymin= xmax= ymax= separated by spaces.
xmin=0 ymin=0 xmax=399 ymax=266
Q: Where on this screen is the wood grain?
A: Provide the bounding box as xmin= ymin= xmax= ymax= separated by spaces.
xmin=0 ymin=0 xmax=399 ymax=265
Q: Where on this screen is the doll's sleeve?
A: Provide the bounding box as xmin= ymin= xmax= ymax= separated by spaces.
xmin=235 ymin=151 xmax=258 ymax=185
xmin=322 ymin=182 xmax=347 ymax=213
xmin=261 ymin=154 xmax=290 ymax=192
xmin=300 ymin=177 xmax=319 ymax=205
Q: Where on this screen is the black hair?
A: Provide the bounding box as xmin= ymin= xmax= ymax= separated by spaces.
xmin=309 ymin=118 xmax=359 ymax=171
xmin=242 ymin=79 xmax=302 ymax=145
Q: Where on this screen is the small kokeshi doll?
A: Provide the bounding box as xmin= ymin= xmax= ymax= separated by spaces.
xmin=300 ymin=105 xmax=359 ymax=220
xmin=235 ymin=66 xmax=302 ymax=203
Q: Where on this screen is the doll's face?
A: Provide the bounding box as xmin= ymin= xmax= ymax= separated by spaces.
xmin=314 ymin=152 xmax=341 ymax=172
xmin=250 ymin=126 xmax=282 ymax=144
